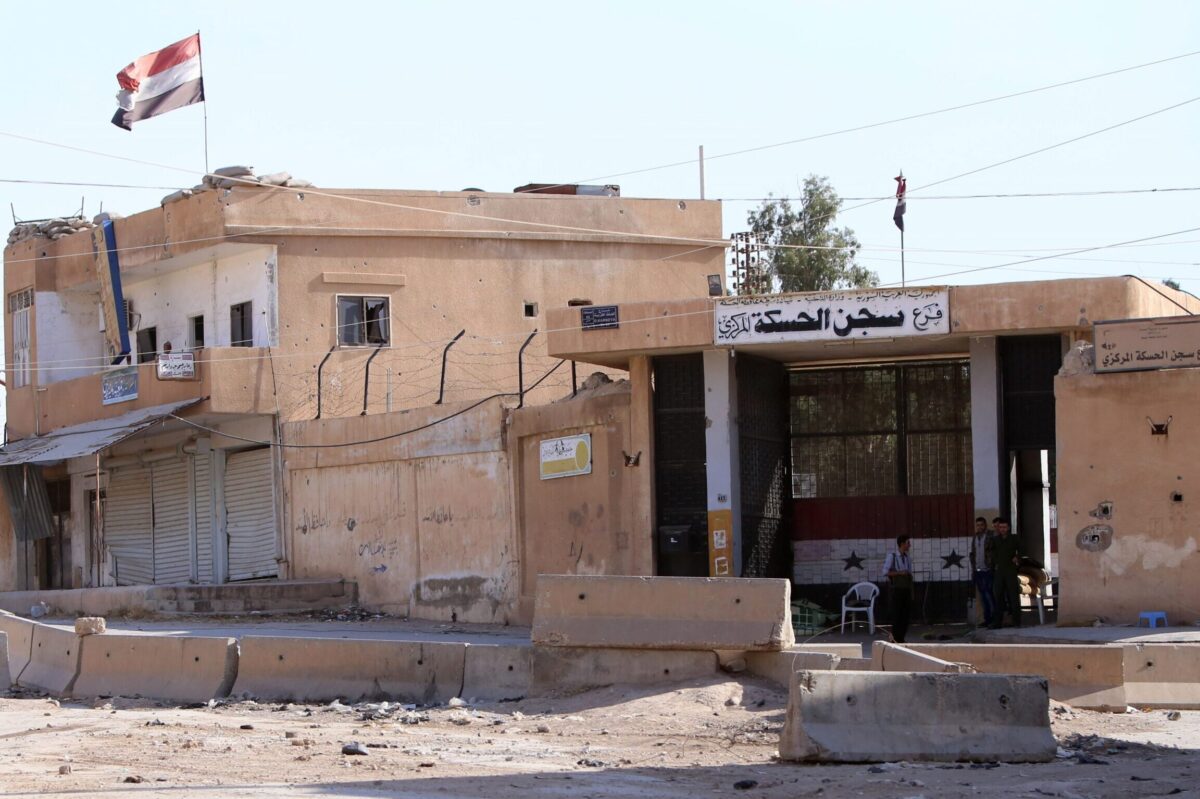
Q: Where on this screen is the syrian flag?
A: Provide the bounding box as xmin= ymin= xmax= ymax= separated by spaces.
xmin=893 ymin=173 xmax=907 ymax=232
xmin=111 ymin=34 xmax=204 ymax=130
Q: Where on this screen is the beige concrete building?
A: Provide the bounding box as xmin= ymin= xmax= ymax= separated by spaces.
xmin=0 ymin=183 xmax=723 ymax=612
xmin=544 ymin=276 xmax=1200 ymax=625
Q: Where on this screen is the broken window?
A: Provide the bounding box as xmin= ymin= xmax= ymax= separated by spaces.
xmin=337 ymin=296 xmax=390 ymax=347
xmin=230 ymin=301 xmax=253 ymax=347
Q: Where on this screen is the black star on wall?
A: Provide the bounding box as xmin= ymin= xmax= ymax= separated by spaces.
xmin=843 ymin=550 xmax=865 ymax=571
xmin=941 ymin=549 xmax=965 ymax=569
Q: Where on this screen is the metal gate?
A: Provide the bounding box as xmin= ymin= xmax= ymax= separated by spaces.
xmin=652 ymin=354 xmax=708 ymax=575
xmin=193 ymin=454 xmax=214 ymax=583
xmin=105 ymin=464 xmax=154 ymax=585
xmin=1000 ymin=335 xmax=1063 ymax=451
xmin=737 ymin=354 xmax=790 ymax=578
xmin=151 ymin=458 xmax=191 ymax=584
xmin=224 ymin=448 xmax=278 ymax=581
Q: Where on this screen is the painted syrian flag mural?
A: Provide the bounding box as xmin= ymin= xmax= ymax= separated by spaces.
xmin=111 ymin=34 xmax=204 ymax=130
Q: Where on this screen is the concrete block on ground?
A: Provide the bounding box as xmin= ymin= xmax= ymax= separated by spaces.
xmin=746 ymin=650 xmax=842 ymax=687
xmin=779 ymin=670 xmax=1056 ymax=763
xmin=0 ymin=631 xmax=11 ymax=688
xmin=0 ymin=611 xmax=35 ymax=683
xmin=530 ymin=646 xmax=719 ymax=694
xmin=532 ymin=575 xmax=793 ymax=651
xmin=908 ymin=644 xmax=1126 ymax=712
xmin=837 ymin=657 xmax=874 ymax=671
xmin=72 ymin=634 xmax=237 ymax=703
xmin=462 ymin=644 xmax=532 ymax=701
xmin=232 ymin=637 xmax=465 ymax=704
xmin=1123 ymin=644 xmax=1200 ymax=708
xmin=18 ymin=623 xmax=80 ymax=696
xmin=872 ymin=642 xmax=973 ymax=673
xmin=74 ymin=617 xmax=106 ymax=636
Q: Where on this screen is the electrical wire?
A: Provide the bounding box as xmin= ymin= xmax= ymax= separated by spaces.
xmin=719 ymin=186 xmax=1200 ymax=202
xmin=164 ymin=359 xmax=567 ymax=449
xmin=516 ymin=48 xmax=1200 ymax=191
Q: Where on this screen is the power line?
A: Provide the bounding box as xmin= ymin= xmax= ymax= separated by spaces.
xmin=518 ymin=48 xmax=1200 ymax=191
xmin=165 ymin=359 xmax=567 ymax=450
xmin=880 ymin=225 xmax=1200 ymax=287
xmin=719 ymin=186 xmax=1200 ymax=202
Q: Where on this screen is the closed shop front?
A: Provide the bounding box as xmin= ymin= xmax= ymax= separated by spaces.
xmin=224 ymin=447 xmax=278 ymax=581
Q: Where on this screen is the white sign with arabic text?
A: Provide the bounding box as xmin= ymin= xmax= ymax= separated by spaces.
xmin=714 ymin=287 xmax=949 ymax=345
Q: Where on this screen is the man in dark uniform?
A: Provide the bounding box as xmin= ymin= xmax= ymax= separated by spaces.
xmin=988 ymin=517 xmax=1022 ymax=628
xmin=884 ymin=535 xmax=915 ymax=643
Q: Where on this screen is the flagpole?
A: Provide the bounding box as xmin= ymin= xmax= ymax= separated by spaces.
xmin=900 ymin=227 xmax=906 ymax=288
xmin=196 ymin=30 xmax=210 ymax=176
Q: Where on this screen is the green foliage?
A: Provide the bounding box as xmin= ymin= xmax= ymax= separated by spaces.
xmin=747 ymin=175 xmax=878 ymax=293
xmin=1163 ymin=278 xmax=1182 ymax=290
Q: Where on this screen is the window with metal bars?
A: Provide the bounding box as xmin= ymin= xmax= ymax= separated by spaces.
xmin=790 ymin=361 xmax=972 ymax=498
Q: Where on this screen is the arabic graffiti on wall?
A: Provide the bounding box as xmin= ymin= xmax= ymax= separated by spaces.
xmin=714 ymin=288 xmax=949 ymax=345
xmin=1095 ymin=316 xmax=1200 ymax=373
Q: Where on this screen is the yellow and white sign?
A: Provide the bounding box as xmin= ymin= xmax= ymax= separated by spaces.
xmin=539 ymin=434 xmax=592 ymax=480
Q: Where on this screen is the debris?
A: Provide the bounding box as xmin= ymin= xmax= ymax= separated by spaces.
xmin=418 ymin=762 xmax=435 ymax=768
xmin=721 ymin=657 xmax=747 ymax=674
xmin=1167 ymin=711 xmax=1182 ymax=721
xmin=285 ymin=731 xmax=298 ymax=739
xmin=734 ymin=779 xmax=759 ymax=790
xmin=448 ymin=697 xmax=467 ymax=708
xmin=58 ymin=765 xmax=71 ymax=775
xmin=123 ymin=776 xmax=145 ymax=783
xmin=74 ymin=616 xmax=107 ymax=635
xmin=29 ymin=602 xmax=49 ymax=619
xmin=239 ymin=724 xmax=254 ymax=730
xmin=145 ymin=719 xmax=165 ymax=727
xmin=342 ymin=742 xmax=369 ymax=756
xmin=536 ymin=724 xmax=551 ymax=734
xmin=577 ymin=758 xmax=606 ymax=768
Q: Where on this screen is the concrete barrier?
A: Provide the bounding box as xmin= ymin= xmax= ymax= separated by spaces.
xmin=907 ymin=644 xmax=1126 ymax=711
xmin=532 ymin=575 xmax=794 ymax=651
xmin=72 ymin=633 xmax=238 ymax=703
xmin=871 ymin=642 xmax=972 ymax=673
xmin=746 ymin=650 xmax=842 ymax=687
xmin=462 ymin=644 xmax=532 ymax=701
xmin=18 ymin=623 xmax=80 ymax=696
xmin=0 ymin=631 xmax=10 ymax=688
xmin=530 ymin=646 xmax=719 ymax=693
xmin=779 ymin=670 xmax=1056 ymax=763
xmin=837 ymin=657 xmax=874 ymax=671
xmin=0 ymin=587 xmax=149 ymax=617
xmin=1123 ymin=644 xmax=1200 ymax=708
xmin=232 ymin=637 xmax=466 ymax=704
xmin=0 ymin=611 xmax=35 ymax=683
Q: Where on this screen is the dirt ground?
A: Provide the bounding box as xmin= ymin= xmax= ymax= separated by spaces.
xmin=1 ymin=679 xmax=1198 ymax=798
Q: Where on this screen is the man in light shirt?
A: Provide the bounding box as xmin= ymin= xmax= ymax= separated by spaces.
xmin=969 ymin=516 xmax=995 ymax=627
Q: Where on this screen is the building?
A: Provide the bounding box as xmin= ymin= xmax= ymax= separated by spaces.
xmin=0 ymin=182 xmax=724 ymax=610
xmin=544 ymin=276 xmax=1200 ymax=624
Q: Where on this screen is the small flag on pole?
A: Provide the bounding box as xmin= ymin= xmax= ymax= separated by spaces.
xmin=893 ymin=173 xmax=907 ymax=232
xmin=111 ymin=34 xmax=204 ymax=130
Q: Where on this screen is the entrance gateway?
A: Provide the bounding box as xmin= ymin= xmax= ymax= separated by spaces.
xmin=652 ymin=288 xmax=1060 ymax=623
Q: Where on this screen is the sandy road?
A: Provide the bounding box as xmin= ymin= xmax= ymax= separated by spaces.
xmin=1 ymin=679 xmax=1198 ymax=798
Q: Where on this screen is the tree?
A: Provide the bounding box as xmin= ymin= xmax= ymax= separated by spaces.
xmin=1163 ymin=278 xmax=1182 ymax=290
xmin=746 ymin=175 xmax=878 ymax=293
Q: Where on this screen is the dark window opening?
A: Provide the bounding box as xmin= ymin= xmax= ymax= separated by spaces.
xmin=231 ymin=302 xmax=253 ymax=347
xmin=337 ymin=296 xmax=390 ymax=346
xmin=136 ymin=327 xmax=158 ymax=364
xmin=190 ymin=315 xmax=205 ymax=349
xmin=523 ymin=301 xmax=538 ymax=318
xmin=790 ymin=361 xmax=972 ymax=499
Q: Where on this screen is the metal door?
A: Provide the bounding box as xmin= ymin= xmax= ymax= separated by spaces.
xmin=224 ymin=448 xmax=278 ymax=581
xmin=151 ymin=458 xmax=190 ymax=584
xmin=105 ymin=464 xmax=154 ymax=585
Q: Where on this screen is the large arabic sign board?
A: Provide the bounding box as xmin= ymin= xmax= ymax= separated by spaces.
xmin=1095 ymin=316 xmax=1200 ymax=373
xmin=714 ymin=287 xmax=949 ymax=345
xmin=539 ymin=434 xmax=592 ymax=480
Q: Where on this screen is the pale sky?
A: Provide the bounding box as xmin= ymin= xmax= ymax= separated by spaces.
xmin=2 ymin=1 xmax=1197 ymax=301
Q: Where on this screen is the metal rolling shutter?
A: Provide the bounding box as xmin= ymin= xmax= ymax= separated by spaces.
xmin=193 ymin=454 xmax=214 ymax=583
xmin=224 ymin=448 xmax=278 ymax=581
xmin=105 ymin=464 xmax=154 ymax=585
xmin=151 ymin=458 xmax=191 ymax=584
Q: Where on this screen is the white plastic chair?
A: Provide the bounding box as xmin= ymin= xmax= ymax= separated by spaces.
xmin=841 ymin=581 xmax=880 ymax=633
